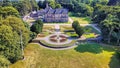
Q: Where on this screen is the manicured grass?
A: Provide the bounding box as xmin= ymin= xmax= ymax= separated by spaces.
xmin=65 ymin=32 xmax=78 ymax=37
xmin=60 ymin=25 xmax=74 ymax=32
xmin=71 ymin=17 xmax=91 ymax=24
xmin=75 ymin=43 xmax=102 ymax=54
xmin=83 ymin=33 xmax=96 ymax=39
xmin=10 ymin=43 xmax=120 ymax=68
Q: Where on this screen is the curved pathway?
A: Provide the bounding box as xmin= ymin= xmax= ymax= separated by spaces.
xmin=44 ymin=34 xmax=72 ymax=45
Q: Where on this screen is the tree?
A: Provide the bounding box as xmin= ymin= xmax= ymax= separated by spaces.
xmin=72 ymin=21 xmax=84 ymax=37
xmin=72 ymin=20 xmax=79 ymax=28
xmin=31 ymin=20 xmax=43 ymax=34
xmin=2 ymin=0 xmax=12 ymax=7
xmin=0 ymin=25 xmax=22 ymax=63
xmin=0 ymin=6 xmax=19 ymax=18
xmin=2 ymin=16 xmax=30 ymax=47
xmin=55 ymin=4 xmax=62 ymax=8
xmin=0 ymin=55 xmax=10 ymax=68
xmin=49 ymin=1 xmax=56 ymax=8
xmin=75 ymin=25 xmax=84 ymax=37
xmin=38 ymin=0 xmax=49 ymax=9
xmin=112 ymin=31 xmax=120 ymax=45
xmin=74 ymin=3 xmax=93 ymax=16
xmin=30 ymin=0 xmax=38 ymax=11
xmin=108 ymin=0 xmax=120 ymax=5
xmin=48 ymin=1 xmax=62 ymax=9
xmin=101 ymin=14 xmax=118 ymax=43
xmin=12 ymin=0 xmax=32 ymax=16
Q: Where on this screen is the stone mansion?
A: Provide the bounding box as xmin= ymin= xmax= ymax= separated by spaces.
xmin=30 ymin=4 xmax=68 ymax=23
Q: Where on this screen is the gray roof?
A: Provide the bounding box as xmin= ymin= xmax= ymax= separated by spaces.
xmin=47 ymin=9 xmax=55 ymax=14
xmin=47 ymin=8 xmax=68 ymax=14
xmin=61 ymin=9 xmax=68 ymax=14
xmin=30 ymin=7 xmax=68 ymax=17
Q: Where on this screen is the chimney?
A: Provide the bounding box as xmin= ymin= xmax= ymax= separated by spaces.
xmin=46 ymin=3 xmax=49 ymax=8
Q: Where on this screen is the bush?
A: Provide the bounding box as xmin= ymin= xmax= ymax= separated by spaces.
xmin=30 ymin=20 xmax=43 ymax=34
xmin=75 ymin=25 xmax=84 ymax=37
xmin=72 ymin=21 xmax=79 ymax=28
xmin=72 ymin=21 xmax=84 ymax=37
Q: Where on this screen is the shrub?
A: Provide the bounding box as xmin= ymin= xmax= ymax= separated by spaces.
xmin=30 ymin=20 xmax=43 ymax=34
xmin=72 ymin=21 xmax=79 ymax=28
xmin=75 ymin=25 xmax=84 ymax=37
xmin=72 ymin=21 xmax=84 ymax=37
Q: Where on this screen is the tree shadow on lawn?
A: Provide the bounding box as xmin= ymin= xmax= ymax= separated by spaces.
xmin=109 ymin=51 xmax=120 ymax=68
xmin=74 ymin=43 xmax=103 ymax=54
xmin=74 ymin=43 xmax=120 ymax=67
xmin=67 ymin=36 xmax=79 ymax=40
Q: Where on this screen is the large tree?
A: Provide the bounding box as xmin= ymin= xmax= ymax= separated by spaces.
xmin=12 ymin=0 xmax=32 ymax=16
xmin=2 ymin=16 xmax=30 ymax=47
xmin=0 ymin=25 xmax=22 ymax=63
xmin=0 ymin=55 xmax=10 ymax=68
xmin=30 ymin=0 xmax=39 ymax=11
xmin=31 ymin=20 xmax=43 ymax=34
xmin=108 ymin=0 xmax=120 ymax=5
xmin=92 ymin=5 xmax=120 ymax=45
xmin=1 ymin=0 xmax=12 ymax=6
xmin=0 ymin=6 xmax=19 ymax=18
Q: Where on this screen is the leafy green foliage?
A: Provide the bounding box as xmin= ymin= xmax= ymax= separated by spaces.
xmin=108 ymin=0 xmax=120 ymax=6
xmin=112 ymin=31 xmax=120 ymax=45
xmin=74 ymin=3 xmax=93 ymax=16
xmin=0 ymin=6 xmax=19 ymax=18
xmin=72 ymin=20 xmax=79 ymax=28
xmin=0 ymin=55 xmax=10 ymax=68
xmin=0 ymin=15 xmax=31 ymax=64
xmin=55 ymin=0 xmax=108 ymax=17
xmin=72 ymin=21 xmax=84 ymax=37
xmin=31 ymin=20 xmax=43 ymax=34
xmin=49 ymin=1 xmax=62 ymax=8
xmin=30 ymin=0 xmax=39 ymax=11
xmin=0 ymin=0 xmax=12 ymax=6
xmin=38 ymin=0 xmax=61 ymax=9
xmin=12 ymin=0 xmax=32 ymax=15
xmin=75 ymin=25 xmax=84 ymax=37
xmin=2 ymin=16 xmax=30 ymax=46
xmin=0 ymin=25 xmax=22 ymax=63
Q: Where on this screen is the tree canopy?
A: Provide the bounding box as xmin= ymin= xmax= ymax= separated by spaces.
xmin=0 ymin=6 xmax=19 ymax=18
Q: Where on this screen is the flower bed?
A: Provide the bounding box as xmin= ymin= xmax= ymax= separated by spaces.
xmin=50 ymin=38 xmax=57 ymax=42
xmin=60 ymin=38 xmax=67 ymax=42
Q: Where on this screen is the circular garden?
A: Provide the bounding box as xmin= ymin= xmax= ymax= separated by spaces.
xmin=39 ymin=34 xmax=76 ymax=48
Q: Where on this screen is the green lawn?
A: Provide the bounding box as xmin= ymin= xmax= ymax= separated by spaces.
xmin=71 ymin=17 xmax=91 ymax=24
xmin=84 ymin=26 xmax=101 ymax=34
xmin=10 ymin=43 xmax=120 ymax=68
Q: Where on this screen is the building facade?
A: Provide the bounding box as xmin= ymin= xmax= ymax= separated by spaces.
xmin=30 ymin=4 xmax=68 ymax=23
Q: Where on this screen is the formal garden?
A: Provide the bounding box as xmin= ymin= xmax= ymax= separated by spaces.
xmin=31 ymin=21 xmax=101 ymax=49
